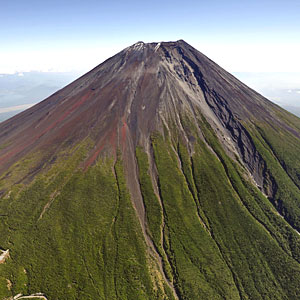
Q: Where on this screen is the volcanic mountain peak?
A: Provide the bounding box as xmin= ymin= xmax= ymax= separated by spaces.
xmin=1 ymin=40 xmax=300 ymax=299
xmin=0 ymin=40 xmax=296 ymax=183
xmin=127 ymin=41 xmax=146 ymax=51
xmin=126 ymin=39 xmax=181 ymax=48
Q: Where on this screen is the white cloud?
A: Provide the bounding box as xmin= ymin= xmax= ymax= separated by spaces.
xmin=194 ymin=41 xmax=300 ymax=72
xmin=0 ymin=45 xmax=119 ymax=74
xmin=1 ymin=41 xmax=300 ymax=74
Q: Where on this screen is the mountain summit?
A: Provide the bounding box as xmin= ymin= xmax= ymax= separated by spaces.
xmin=1 ymin=41 xmax=300 ymax=299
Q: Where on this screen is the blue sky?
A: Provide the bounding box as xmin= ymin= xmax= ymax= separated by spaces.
xmin=1 ymin=0 xmax=300 ymax=73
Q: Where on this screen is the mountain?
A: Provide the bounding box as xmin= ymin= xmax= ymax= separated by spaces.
xmin=1 ymin=40 xmax=300 ymax=300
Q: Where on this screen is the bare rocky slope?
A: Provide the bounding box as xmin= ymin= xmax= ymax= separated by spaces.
xmin=1 ymin=40 xmax=300 ymax=299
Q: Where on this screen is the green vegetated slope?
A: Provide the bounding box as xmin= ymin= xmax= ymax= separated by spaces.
xmin=1 ymin=112 xmax=300 ymax=300
xmin=0 ymin=146 xmax=171 ymax=299
xmin=246 ymin=120 xmax=300 ymax=232
xmin=149 ymin=131 xmax=300 ymax=299
xmin=144 ymin=113 xmax=300 ymax=299
xmin=193 ymin=118 xmax=300 ymax=299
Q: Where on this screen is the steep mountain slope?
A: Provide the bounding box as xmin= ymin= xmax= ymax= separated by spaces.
xmin=1 ymin=40 xmax=300 ymax=300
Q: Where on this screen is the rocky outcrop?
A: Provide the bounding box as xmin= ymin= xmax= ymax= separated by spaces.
xmin=0 ymin=249 xmax=9 ymax=264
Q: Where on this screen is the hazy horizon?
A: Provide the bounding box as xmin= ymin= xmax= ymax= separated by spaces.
xmin=0 ymin=71 xmax=81 ymax=121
